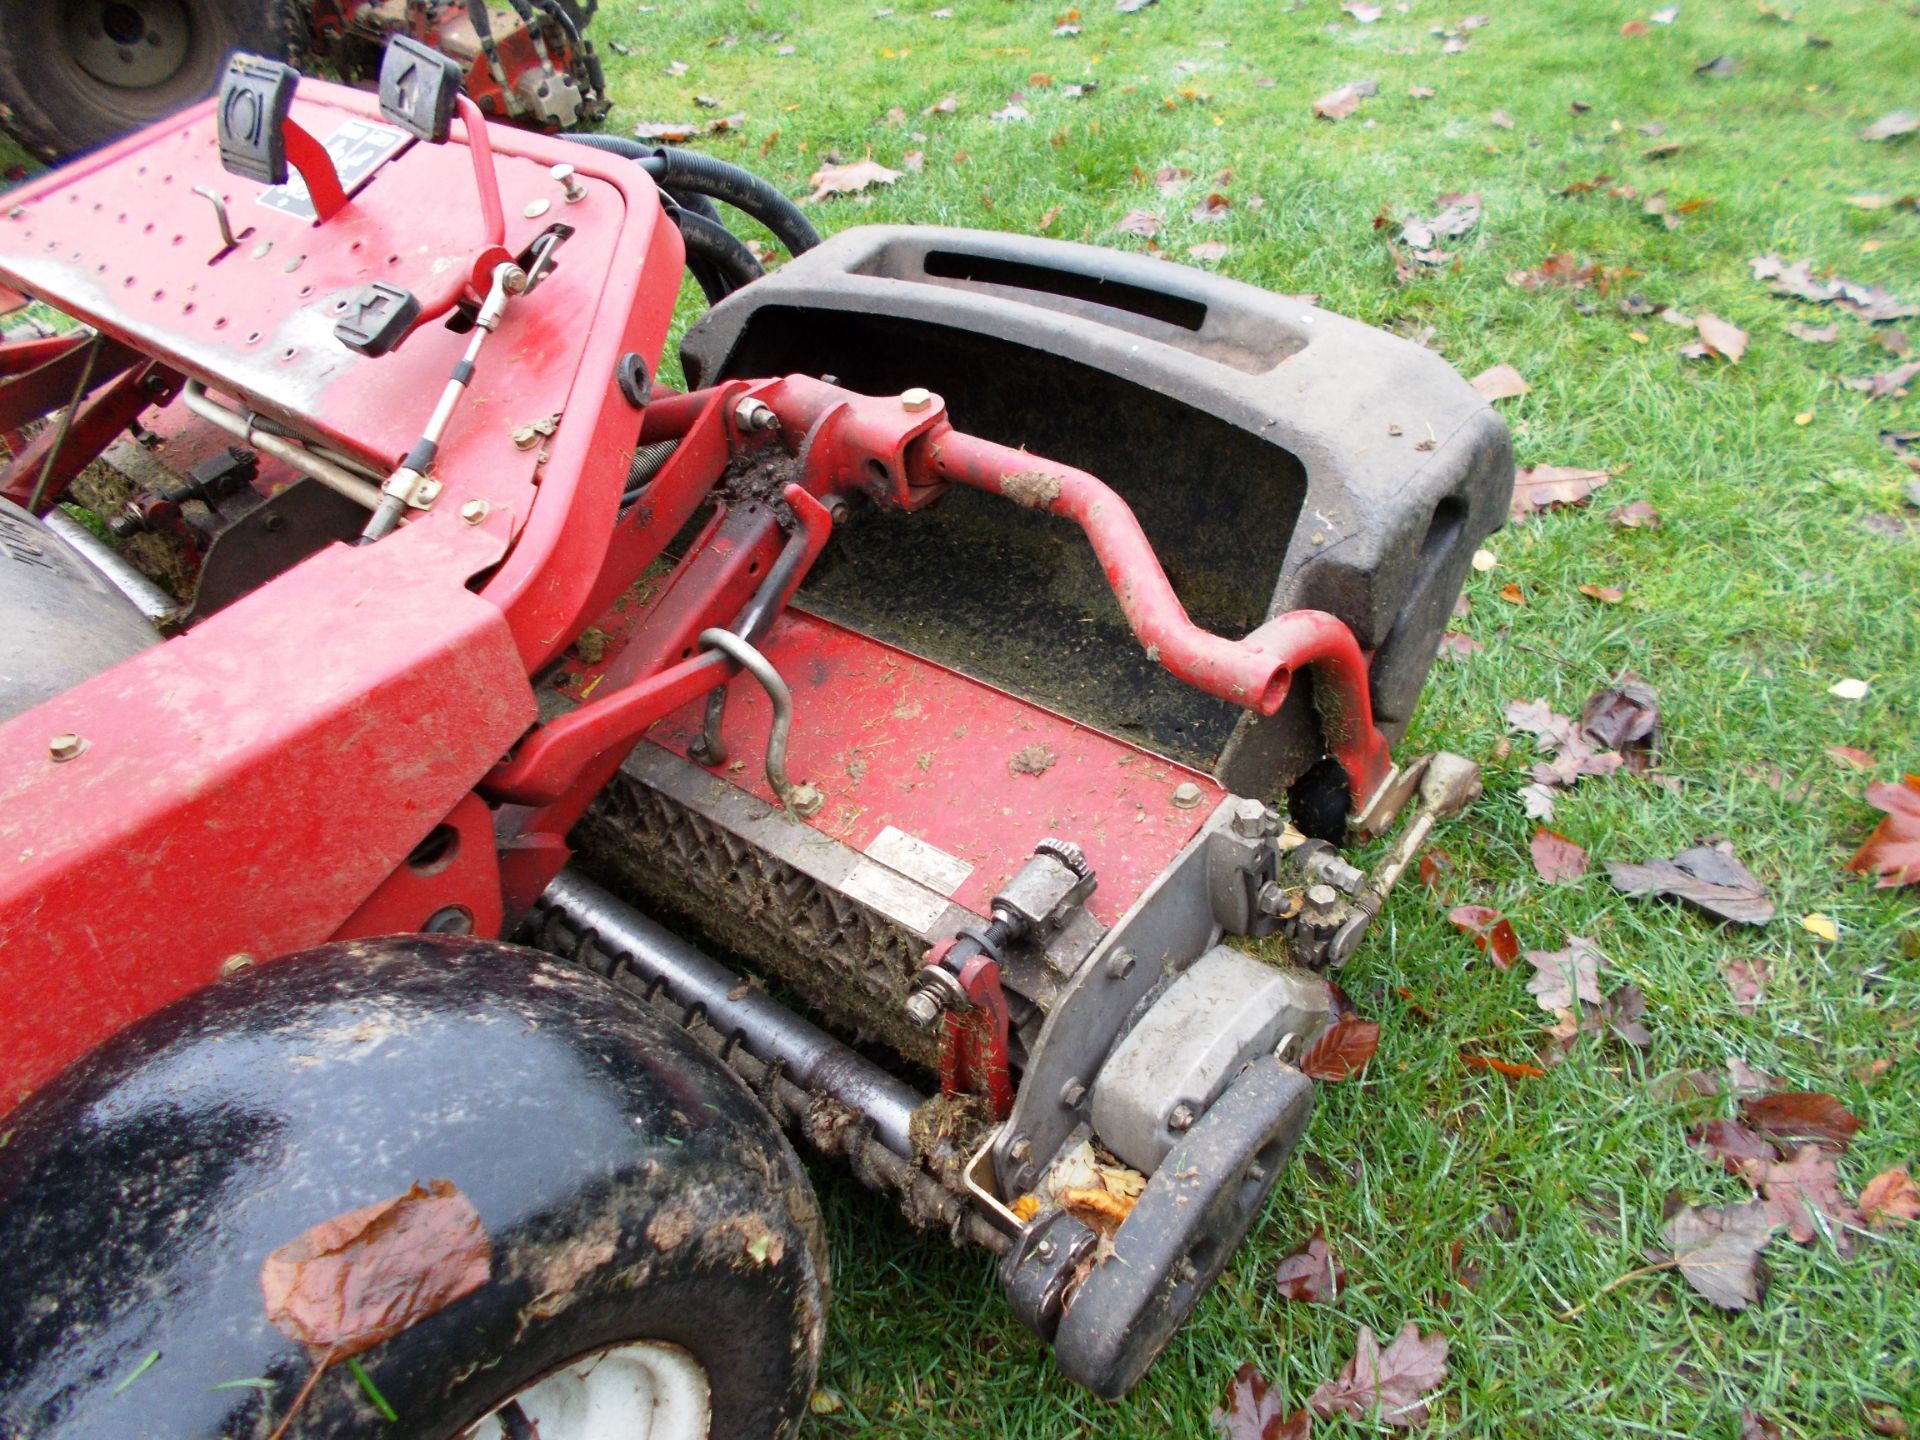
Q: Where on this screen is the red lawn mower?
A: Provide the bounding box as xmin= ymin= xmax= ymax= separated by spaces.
xmin=0 ymin=35 xmax=1509 ymax=1440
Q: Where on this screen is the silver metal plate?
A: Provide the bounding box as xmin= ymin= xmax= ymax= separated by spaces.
xmin=866 ymin=824 xmax=974 ymax=896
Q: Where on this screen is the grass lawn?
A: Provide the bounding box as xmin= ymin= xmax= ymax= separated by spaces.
xmin=595 ymin=1 xmax=1919 ymax=1433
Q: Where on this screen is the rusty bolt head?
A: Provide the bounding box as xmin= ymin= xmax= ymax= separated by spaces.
xmin=1168 ymin=1103 xmax=1196 ymax=1133
xmin=48 ymin=733 xmax=84 ymax=763
xmin=734 ymin=397 xmax=778 ymax=432
xmin=1010 ymin=1134 xmax=1034 ymax=1163
xmin=459 ymin=498 xmax=490 ymax=524
xmin=1060 ymin=1078 xmax=1087 ymax=1109
xmin=1170 ymin=780 xmax=1205 ymax=809
xmin=899 ymin=386 xmax=934 ymax=413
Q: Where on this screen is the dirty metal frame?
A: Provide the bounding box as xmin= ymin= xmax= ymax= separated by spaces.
xmin=0 ymin=52 xmax=1478 ymax=1400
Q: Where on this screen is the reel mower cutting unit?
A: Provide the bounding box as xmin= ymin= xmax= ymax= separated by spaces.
xmin=0 ymin=38 xmax=1511 ymax=1440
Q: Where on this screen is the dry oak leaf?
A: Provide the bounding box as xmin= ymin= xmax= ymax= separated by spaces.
xmin=1298 ymin=1016 xmax=1381 ymax=1081
xmin=1313 ymin=79 xmax=1378 ymax=120
xmin=1691 ymin=1117 xmax=1779 ymax=1172
xmin=1581 ymin=674 xmax=1659 ymax=773
xmin=261 ymin=1180 xmax=491 ymax=1358
xmin=1662 ymin=1200 xmax=1776 ymax=1310
xmin=1213 ymin=1363 xmax=1311 ymax=1440
xmin=1847 ymin=774 xmax=1920 ymax=888
xmin=1606 ymin=841 xmax=1776 ymax=926
xmin=1309 ymin=1322 xmax=1449 ymax=1428
xmin=1274 ymin=1228 xmax=1346 ymax=1303
xmin=1113 ymin=207 xmax=1163 ymax=238
xmin=1530 ymin=829 xmax=1589 ymax=883
xmin=1610 ymin=499 xmax=1660 ymax=528
xmin=1510 ymin=464 xmax=1610 ymax=519
xmin=805 ymin=157 xmax=902 ymax=202
xmin=1471 ymin=362 xmax=1530 ymax=402
xmin=1448 ymin=904 xmax=1520 ymax=969
xmin=1860 ymin=1167 xmax=1920 ymax=1227
xmin=1740 ymin=1090 xmax=1861 ymax=1150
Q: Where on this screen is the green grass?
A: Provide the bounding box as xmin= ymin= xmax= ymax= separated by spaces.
xmin=586 ymin=0 xmax=1920 ymax=1434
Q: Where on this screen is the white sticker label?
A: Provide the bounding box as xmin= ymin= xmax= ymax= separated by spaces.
xmin=865 ymin=825 xmax=973 ymax=897
xmin=841 ymin=857 xmax=951 ymax=934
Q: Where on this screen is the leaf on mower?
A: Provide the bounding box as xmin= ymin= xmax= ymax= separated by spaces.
xmin=1113 ymin=207 xmax=1163 ymax=238
xmin=1308 ymin=1322 xmax=1449 ymax=1428
xmin=1661 ymin=1200 xmax=1776 ymax=1310
xmin=1528 ymin=829 xmax=1589 ymax=883
xmin=1846 ymin=774 xmax=1920 ymax=887
xmin=1298 ymin=1018 xmax=1381 ymax=1081
xmin=805 ymin=157 xmax=903 ymax=202
xmin=1470 ymin=363 xmax=1530 ymax=401
xmin=1721 ymin=956 xmax=1770 ymax=1011
xmin=1606 ymin=841 xmax=1776 ymax=925
xmin=1609 ymin=499 xmax=1660 ymax=528
xmin=1448 ymin=904 xmax=1520 ymax=969
xmin=1313 ymin=79 xmax=1377 ymax=120
xmin=1738 ymin=1145 xmax=1859 ymax=1251
xmin=1862 ymin=110 xmax=1919 ymax=142
xmin=1212 ymin=1363 xmax=1311 ymax=1440
xmin=1523 ymin=936 xmax=1606 ymax=1011
xmin=1274 ymin=1228 xmax=1345 ymax=1303
xmin=1739 ymin=1091 xmax=1861 ymax=1149
xmin=260 ymin=1180 xmax=491 ymax=1358
xmin=1510 ymin=464 xmax=1611 ymax=518
xmin=1062 ymin=1186 xmax=1135 ymax=1234
xmin=1860 ymin=1167 xmax=1920 ymax=1227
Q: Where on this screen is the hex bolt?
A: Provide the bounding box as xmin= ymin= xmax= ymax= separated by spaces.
xmin=1105 ymin=947 xmax=1136 ymax=980
xmin=459 ymin=498 xmax=490 ymax=524
xmin=1231 ymin=797 xmax=1271 ymax=838
xmin=1059 ymin=1078 xmax=1087 ymax=1108
xmin=1304 ymin=882 xmax=1342 ymax=924
xmin=1168 ymin=1102 xmax=1196 ymax=1133
xmin=1009 ymin=1134 xmax=1034 ymax=1164
xmin=220 ymin=953 xmax=256 ymax=977
xmin=1170 ymin=780 xmax=1204 ymax=809
xmin=733 ymin=397 xmax=778 ymax=432
xmin=904 ymin=989 xmax=945 ymax=1030
xmin=551 ymin=162 xmax=588 ymax=203
xmin=899 ymin=386 xmax=934 ymax=413
xmin=1034 ymin=1238 xmax=1056 ymax=1260
xmin=47 ymin=733 xmax=84 ymax=763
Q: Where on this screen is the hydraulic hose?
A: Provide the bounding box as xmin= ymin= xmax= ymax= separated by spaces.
xmin=674 ymin=205 xmax=764 ymax=302
xmin=564 ymin=133 xmax=820 ymax=260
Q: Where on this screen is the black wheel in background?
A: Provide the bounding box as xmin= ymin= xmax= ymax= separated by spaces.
xmin=0 ymin=0 xmax=303 ymax=161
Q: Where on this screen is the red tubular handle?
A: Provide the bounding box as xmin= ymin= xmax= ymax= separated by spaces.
xmin=917 ymin=424 xmax=1394 ymax=803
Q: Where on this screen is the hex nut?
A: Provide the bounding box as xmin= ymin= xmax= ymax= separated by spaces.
xmin=1170 ymin=780 xmax=1205 ymax=809
xmin=1010 ymin=1134 xmax=1034 ymax=1163
xmin=1168 ymin=1102 xmax=1196 ymax=1133
xmin=1231 ymin=797 xmax=1270 ymax=838
xmin=459 ymin=498 xmax=490 ymax=524
xmin=48 ymin=733 xmax=84 ymax=763
xmin=899 ymin=386 xmax=934 ymax=412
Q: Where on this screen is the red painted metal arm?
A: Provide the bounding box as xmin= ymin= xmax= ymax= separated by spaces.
xmin=455 ymin=94 xmax=507 ymax=258
xmin=916 ymin=423 xmax=1393 ymax=802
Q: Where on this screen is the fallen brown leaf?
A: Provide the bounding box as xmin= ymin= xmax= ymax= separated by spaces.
xmin=1740 ymin=1091 xmax=1861 ymax=1150
xmin=1694 ymin=312 xmax=1749 ymax=363
xmin=1309 ymin=1322 xmax=1449 ymax=1427
xmin=1846 ymin=774 xmax=1920 ymax=887
xmin=1214 ymin=1364 xmax=1311 ymax=1440
xmin=1862 ymin=111 xmax=1919 ymax=142
xmin=1721 ymin=956 xmax=1769 ymax=1011
xmin=806 ymin=157 xmax=903 ymax=202
xmin=1462 ymin=1052 xmax=1546 ymax=1079
xmin=1448 ymin=904 xmax=1520 ymax=969
xmin=1524 ymin=935 xmax=1606 ymax=1011
xmin=1606 ymin=841 xmax=1776 ymax=925
xmin=1314 ymin=81 xmax=1375 ymax=120
xmin=1662 ymin=1200 xmax=1776 ymax=1310
xmin=1530 ymin=829 xmax=1590 ymax=883
xmin=1860 ymin=1167 xmax=1920 ymax=1227
xmin=1113 ymin=208 xmax=1162 ymax=238
xmin=1510 ymin=464 xmax=1610 ymax=518
xmin=1610 ymin=499 xmax=1660 ymax=528
xmin=1577 ymin=583 xmax=1625 ymax=603
xmin=1274 ymin=1228 xmax=1346 ymax=1303
xmin=1580 ymin=675 xmax=1659 ymax=772
xmin=1470 ymin=362 xmax=1530 ymax=401
xmin=1738 ymin=1144 xmax=1859 ymax=1251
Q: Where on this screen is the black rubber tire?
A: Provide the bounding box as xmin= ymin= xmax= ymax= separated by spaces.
xmin=0 ymin=0 xmax=304 ymax=162
xmin=0 ymin=935 xmax=827 ymax=1440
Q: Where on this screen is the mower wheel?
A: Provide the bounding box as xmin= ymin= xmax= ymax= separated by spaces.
xmin=1052 ymin=1056 xmax=1315 ymax=1397
xmin=0 ymin=0 xmax=304 ymax=161
xmin=0 ymin=935 xmax=827 ymax=1440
